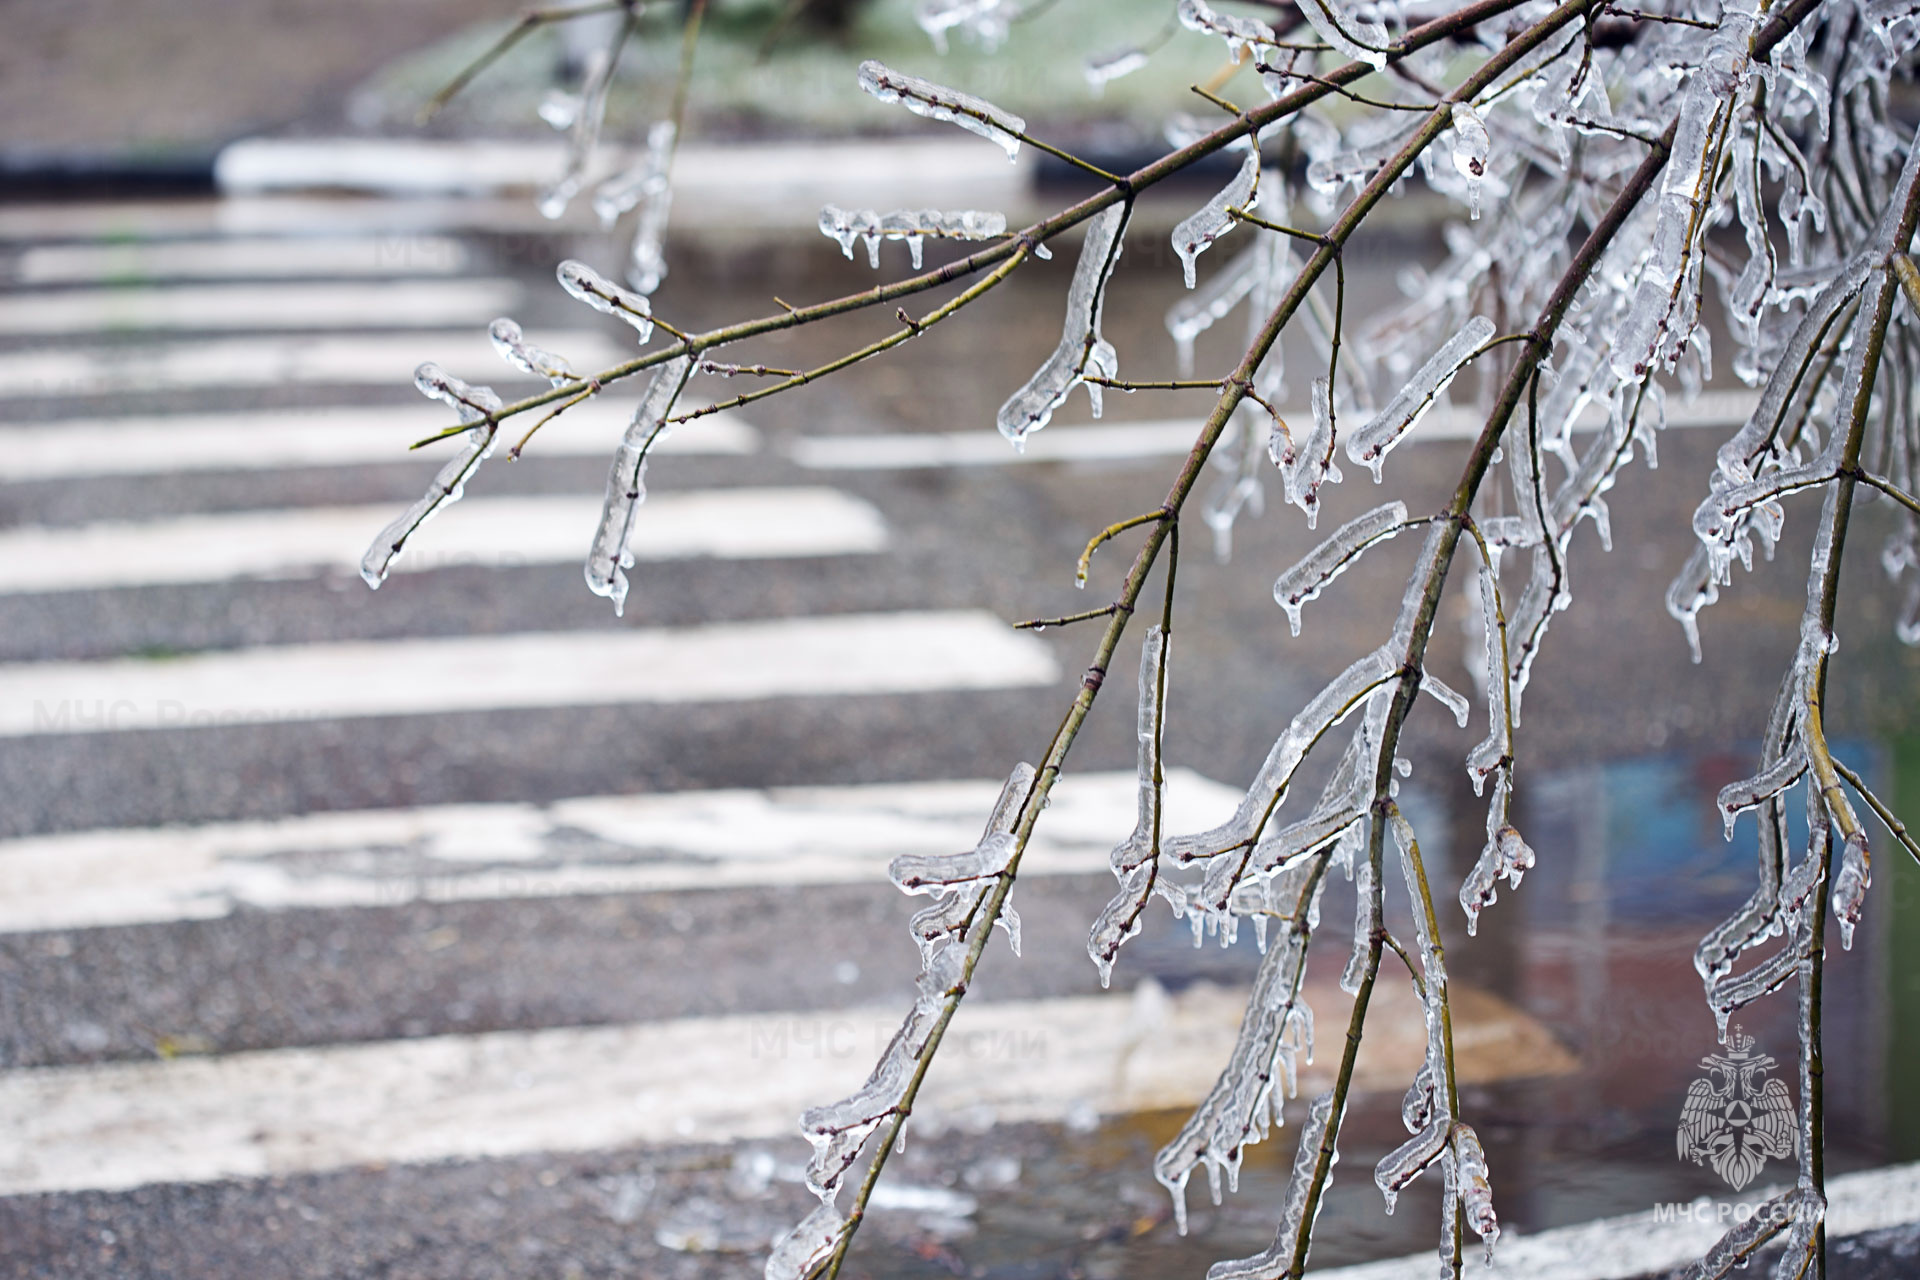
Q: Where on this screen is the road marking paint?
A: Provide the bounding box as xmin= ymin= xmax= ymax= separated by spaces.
xmin=0 ymin=280 xmax=522 ymax=334
xmin=11 ymin=235 xmax=471 ymax=284
xmin=0 ymin=976 xmax=1572 ymax=1196
xmin=0 ymin=609 xmax=1059 ymax=739
xmin=0 ymin=401 xmax=757 ymax=481
xmin=1315 ymin=1161 xmax=1920 ymax=1280
xmin=0 ymin=769 xmax=1239 ymax=933
xmin=791 ymin=394 xmax=1764 ymax=470
xmin=0 ymin=329 xmax=626 ymax=399
xmin=0 ymin=487 xmax=886 ymax=594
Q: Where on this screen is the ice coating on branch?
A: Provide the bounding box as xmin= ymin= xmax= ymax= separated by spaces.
xmin=1340 ymin=856 xmax=1375 ymax=995
xmin=591 ymin=120 xmax=674 ymax=229
xmin=891 ymin=832 xmax=1015 ymax=893
xmin=1154 ymin=925 xmax=1315 ymax=1233
xmin=1449 ymin=104 xmax=1491 ymax=220
xmin=997 ymin=204 xmax=1128 ymax=448
xmin=1085 ymin=44 xmax=1150 ymax=93
xmin=857 ymin=60 xmax=1025 ymax=160
xmin=585 ymin=355 xmax=691 ymax=615
xmin=558 ymin=259 xmax=655 ymax=345
xmin=915 ymin=0 xmax=1012 ymax=54
xmin=763 ymin=1201 xmax=847 ymax=1280
xmin=487 ymin=318 xmax=575 ymax=387
xmin=1717 ymin=747 xmax=1808 ymax=838
xmin=1199 ymin=1091 xmax=1337 ymax=1279
xmin=1174 ymin=147 xmax=1261 ymax=289
xmin=610 ymin=121 xmax=677 ymax=294
xmin=817 ymin=205 xmax=1007 ymax=268
xmin=360 ymin=364 xmax=503 ymax=588
xmin=905 ymin=763 xmax=1034 ymax=963
xmin=1374 ymin=1118 xmax=1448 ymax=1214
xmin=1293 ymin=0 xmax=1389 ymax=70
xmin=1091 ymin=630 xmax=1168 ymax=982
xmin=1459 ymin=774 xmax=1534 ymax=936
xmin=1163 ymin=644 xmax=1395 ymax=872
xmin=1346 ymin=316 xmax=1495 ymax=481
xmin=1453 ymin=1122 xmax=1500 ymax=1263
xmin=1177 ymin=0 xmax=1277 ymax=59
xmin=1278 ymin=378 xmax=1343 ymax=528
xmin=1272 ymin=501 xmax=1409 ymax=636
xmin=538 ymin=43 xmax=618 ymax=218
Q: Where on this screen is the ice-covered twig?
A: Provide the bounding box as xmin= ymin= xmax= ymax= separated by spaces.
xmin=817 ymin=206 xmax=1007 ymax=269
xmin=584 ymin=355 xmax=693 ymax=615
xmin=360 ymin=364 xmax=504 ymax=588
xmin=1345 ymin=316 xmax=1496 ymax=481
xmin=1272 ymin=501 xmax=1411 ymax=635
xmin=997 ymin=204 xmax=1130 ymax=448
xmin=558 ymin=259 xmax=656 ymax=345
xmin=857 ymin=60 xmax=1027 ymax=160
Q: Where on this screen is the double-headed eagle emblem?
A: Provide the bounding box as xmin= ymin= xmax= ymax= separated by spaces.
xmin=1677 ymin=1026 xmax=1796 ymax=1191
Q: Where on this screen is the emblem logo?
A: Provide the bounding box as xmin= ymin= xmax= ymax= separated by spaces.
xmin=1677 ymin=1025 xmax=1796 ymax=1191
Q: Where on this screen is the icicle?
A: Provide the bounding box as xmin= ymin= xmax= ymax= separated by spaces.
xmin=1450 ymin=104 xmax=1491 ymax=220
xmin=584 ymin=355 xmax=691 ymax=615
xmin=1165 ymin=237 xmax=1271 ymax=378
xmin=359 ymin=364 xmax=503 ymax=588
xmin=1420 ymin=671 xmax=1470 ymax=728
xmin=819 ymin=206 xmax=1007 ymax=266
xmin=538 ymin=43 xmax=618 ymax=219
xmin=763 ymin=1201 xmax=849 ymax=1280
xmin=1373 ymin=1117 xmax=1449 ymax=1214
xmin=487 ymin=318 xmax=575 ymax=387
xmin=1459 ymin=776 xmax=1534 ymax=936
xmin=620 ymin=121 xmax=677 ymax=294
xmin=1177 ymin=0 xmax=1277 ymax=59
xmin=997 ymin=204 xmax=1129 ymax=447
xmin=1200 ymin=1091 xmax=1338 ymax=1279
xmin=1174 ymin=148 xmax=1261 ymax=289
xmin=557 ymin=259 xmax=655 ymax=345
xmin=1831 ymin=828 xmax=1870 ymax=951
xmin=915 ymin=0 xmax=1012 ymax=53
xmin=1154 ymin=928 xmax=1315 ymax=1234
xmin=857 ymin=61 xmax=1025 ymax=160
xmin=1346 ymin=317 xmax=1495 ymax=481
xmin=1293 ymin=0 xmax=1389 ymax=70
xmin=1085 ymin=44 xmax=1149 ymax=93
xmin=591 ymin=120 xmax=674 ymax=229
xmin=1272 ymin=501 xmax=1410 ymax=636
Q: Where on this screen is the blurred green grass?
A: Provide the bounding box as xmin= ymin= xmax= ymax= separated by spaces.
xmin=351 ymin=0 xmax=1255 ymax=142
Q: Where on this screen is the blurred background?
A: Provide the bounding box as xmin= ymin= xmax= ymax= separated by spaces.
xmin=2 ymin=2 xmax=1918 ymax=1277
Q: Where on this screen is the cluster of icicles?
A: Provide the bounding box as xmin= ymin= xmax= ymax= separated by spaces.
xmin=362 ymin=0 xmax=1920 ymax=1272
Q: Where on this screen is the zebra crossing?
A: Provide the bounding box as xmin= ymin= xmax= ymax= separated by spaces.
xmin=0 ymin=198 xmax=1589 ymax=1276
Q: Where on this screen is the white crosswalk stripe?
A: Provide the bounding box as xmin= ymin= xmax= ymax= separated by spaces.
xmin=0 ymin=610 xmax=1059 ymax=738
xmin=0 ymin=329 xmax=628 ymax=399
xmin=0 ymin=402 xmax=757 ymax=481
xmin=10 ymin=234 xmax=472 ymax=283
xmin=0 ymin=974 xmax=1571 ymax=1198
xmin=0 ymin=280 xmax=524 ymax=334
xmin=0 ymin=488 xmax=886 ymax=593
xmin=0 ymin=770 xmax=1240 ymax=933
